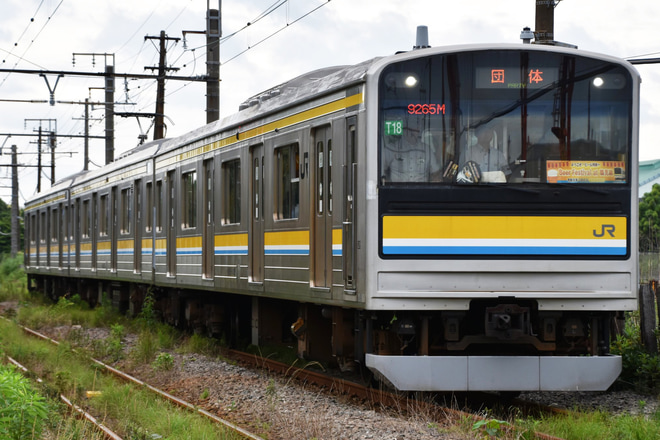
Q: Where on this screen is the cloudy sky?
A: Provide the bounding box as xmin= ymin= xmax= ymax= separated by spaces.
xmin=1 ymin=0 xmax=659 ymax=206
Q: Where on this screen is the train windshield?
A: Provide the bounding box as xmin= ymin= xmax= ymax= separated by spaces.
xmin=378 ymin=50 xmax=633 ymax=185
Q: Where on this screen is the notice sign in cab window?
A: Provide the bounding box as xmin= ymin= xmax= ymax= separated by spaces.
xmin=546 ymin=161 xmax=626 ymax=184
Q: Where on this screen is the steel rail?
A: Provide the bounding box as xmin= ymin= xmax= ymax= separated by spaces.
xmin=5 ymin=356 xmax=123 ymax=440
xmin=12 ymin=320 xmax=563 ymax=440
xmin=19 ymin=325 xmax=263 ymax=440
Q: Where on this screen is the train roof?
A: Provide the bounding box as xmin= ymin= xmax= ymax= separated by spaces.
xmin=24 ymin=43 xmax=638 ymax=208
xmin=24 ymin=138 xmax=168 ymax=207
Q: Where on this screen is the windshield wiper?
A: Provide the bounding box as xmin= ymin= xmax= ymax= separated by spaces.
xmin=548 ymin=182 xmax=610 ymax=195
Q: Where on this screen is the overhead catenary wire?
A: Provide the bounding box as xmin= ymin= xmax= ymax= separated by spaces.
xmin=0 ymin=0 xmax=335 ymax=204
xmin=221 ymin=0 xmax=332 ymax=66
xmin=0 ymin=0 xmax=65 ymax=88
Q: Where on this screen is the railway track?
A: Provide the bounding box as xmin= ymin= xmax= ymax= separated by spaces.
xmin=1 ymin=319 xmax=264 ymax=440
xmin=6 ymin=355 xmax=124 ymax=440
xmin=228 ymin=349 xmax=567 ymax=440
xmin=2 ymin=313 xmax=567 ymax=439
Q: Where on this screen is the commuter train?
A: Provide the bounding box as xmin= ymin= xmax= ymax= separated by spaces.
xmin=24 ymin=40 xmax=640 ymax=391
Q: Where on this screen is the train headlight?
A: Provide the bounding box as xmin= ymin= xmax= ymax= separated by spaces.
xmin=404 ymin=75 xmax=418 ymax=87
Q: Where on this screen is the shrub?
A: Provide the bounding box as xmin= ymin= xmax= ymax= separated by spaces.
xmin=152 ymin=352 xmax=174 ymax=371
xmin=611 ymin=312 xmax=660 ymax=393
xmin=0 ymin=364 xmax=50 ymax=439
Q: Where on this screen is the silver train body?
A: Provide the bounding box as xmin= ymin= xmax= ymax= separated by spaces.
xmin=25 ymin=43 xmax=640 ymax=391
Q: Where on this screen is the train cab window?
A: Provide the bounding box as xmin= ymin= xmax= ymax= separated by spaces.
xmin=378 ymin=51 xmax=632 ymax=186
xmin=275 ymin=143 xmax=300 ymax=220
xmin=120 ymin=187 xmax=132 ymax=234
xmin=182 ymin=171 xmax=197 ymax=229
xmin=156 ymin=180 xmax=163 ymax=232
xmin=223 ymin=159 xmax=241 ymax=225
xmin=100 ymin=195 xmax=109 ymax=236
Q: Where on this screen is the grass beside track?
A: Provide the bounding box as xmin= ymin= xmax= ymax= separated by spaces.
xmin=0 ymin=318 xmax=244 ymax=440
xmin=2 ymin=252 xmax=660 ymax=439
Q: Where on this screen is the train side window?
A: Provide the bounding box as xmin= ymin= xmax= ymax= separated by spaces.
xmin=51 ymin=208 xmax=58 ymax=243
xmin=275 ymin=143 xmax=300 ymax=220
xmin=146 ymin=181 xmax=153 ymax=232
xmin=156 ymin=180 xmax=163 ymax=232
xmin=182 ymin=171 xmax=197 ymax=229
xmin=30 ymin=213 xmax=36 ymax=244
xmin=82 ymin=200 xmax=90 ymax=239
xmin=100 ymin=194 xmax=109 ymax=236
xmin=223 ymin=159 xmax=241 ymax=225
xmin=328 ymin=139 xmax=333 ymax=213
xmin=40 ymin=211 xmax=46 ymax=243
xmin=63 ymin=206 xmax=69 ymax=242
xmin=120 ymin=187 xmax=132 ymax=234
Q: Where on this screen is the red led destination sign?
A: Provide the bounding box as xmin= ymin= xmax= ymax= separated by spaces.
xmin=475 ymin=67 xmax=558 ymax=89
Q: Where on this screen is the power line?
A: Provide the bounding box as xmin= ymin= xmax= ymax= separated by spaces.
xmin=0 ymin=0 xmax=65 ymax=88
xmin=221 ymin=0 xmax=333 ymax=66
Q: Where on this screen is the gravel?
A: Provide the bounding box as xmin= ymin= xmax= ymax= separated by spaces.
xmin=19 ymin=319 xmax=660 ymax=439
xmin=44 ymin=325 xmax=471 ymax=440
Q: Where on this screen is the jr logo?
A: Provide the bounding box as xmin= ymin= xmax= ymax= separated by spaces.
xmin=593 ymin=224 xmax=616 ymax=238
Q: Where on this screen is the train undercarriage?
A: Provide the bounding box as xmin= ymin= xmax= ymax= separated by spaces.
xmin=28 ymin=274 xmax=621 ymax=384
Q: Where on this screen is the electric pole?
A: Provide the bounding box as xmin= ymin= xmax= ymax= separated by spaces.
xmin=145 ymin=31 xmax=180 ymax=140
xmin=11 ymin=145 xmax=18 ymax=258
xmin=105 ymin=64 xmax=115 ymax=163
xmin=535 ymin=0 xmax=557 ymax=44
xmin=206 ymin=6 xmax=221 ymax=123
xmin=37 ymin=127 xmax=42 ymax=193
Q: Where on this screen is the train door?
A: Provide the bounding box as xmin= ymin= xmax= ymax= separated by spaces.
xmin=343 ymin=118 xmax=357 ymax=291
xmin=134 ymin=180 xmax=142 ymax=274
xmin=50 ymin=206 xmax=57 ymax=269
xmin=38 ymin=210 xmax=45 ymax=267
xmin=167 ymin=170 xmax=177 ymax=276
xmin=249 ymin=144 xmax=264 ymax=283
xmin=111 ymin=186 xmax=118 ymax=272
xmin=202 ymin=159 xmax=214 ymax=279
xmin=74 ymin=199 xmax=80 ymax=270
xmin=27 ymin=213 xmax=34 ymax=267
xmin=91 ymin=194 xmax=98 ymax=271
xmin=311 ymin=125 xmax=333 ymax=288
xmin=59 ymin=203 xmax=65 ymax=269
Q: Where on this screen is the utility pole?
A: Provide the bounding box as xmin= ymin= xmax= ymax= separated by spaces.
xmin=37 ymin=127 xmax=42 ymax=193
xmin=105 ymin=64 xmax=115 ymax=163
xmin=49 ymin=131 xmax=56 ymax=183
xmin=207 ymin=5 xmax=221 ymax=123
xmin=25 ymin=118 xmax=59 ymax=190
xmin=184 ymin=1 xmax=222 ymax=123
xmin=10 ymin=145 xmax=18 ymax=258
xmin=84 ymin=98 xmax=90 ymax=170
xmin=73 ymin=53 xmax=116 ymax=164
xmin=145 ymin=31 xmax=180 ymax=140
xmin=535 ymin=0 xmax=557 ymax=44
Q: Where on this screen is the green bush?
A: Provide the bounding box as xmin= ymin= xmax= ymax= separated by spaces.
xmin=152 ymin=352 xmax=174 ymax=371
xmin=611 ymin=312 xmax=660 ymax=392
xmin=0 ymin=253 xmax=27 ymax=302
xmin=0 ymin=364 xmax=50 ymax=440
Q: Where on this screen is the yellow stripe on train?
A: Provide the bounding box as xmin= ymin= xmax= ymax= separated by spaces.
xmin=382 ymin=215 xmax=628 ymax=256
xmin=383 ymin=215 xmax=627 ymax=240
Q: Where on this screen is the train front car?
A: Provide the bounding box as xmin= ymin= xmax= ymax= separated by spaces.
xmin=364 ymin=44 xmax=639 ymax=392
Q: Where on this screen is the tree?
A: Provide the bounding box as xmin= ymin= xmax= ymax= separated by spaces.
xmin=0 ymin=199 xmax=23 ymax=256
xmin=639 ymin=183 xmax=660 ymax=252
